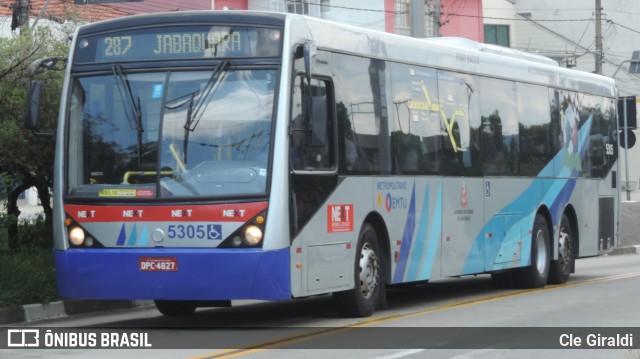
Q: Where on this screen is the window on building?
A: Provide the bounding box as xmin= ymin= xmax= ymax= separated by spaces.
xmin=395 ymin=0 xmax=410 ymax=36
xmin=280 ymin=0 xmax=320 ymax=17
xmin=395 ymin=0 xmax=434 ymax=37
xmin=484 ymin=24 xmax=510 ymax=47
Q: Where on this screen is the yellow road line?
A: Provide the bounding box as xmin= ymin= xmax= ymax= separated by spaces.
xmin=191 ymin=271 xmax=640 ymax=358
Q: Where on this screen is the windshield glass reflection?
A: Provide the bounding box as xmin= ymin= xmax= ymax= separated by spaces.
xmin=67 ymin=67 xmax=276 ymax=199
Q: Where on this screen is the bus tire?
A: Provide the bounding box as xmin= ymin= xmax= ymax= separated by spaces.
xmin=333 ymin=223 xmax=382 ymax=318
xmin=154 ymin=300 xmax=197 ymax=316
xmin=515 ymin=214 xmax=550 ymax=288
xmin=548 ymin=214 xmax=574 ymax=284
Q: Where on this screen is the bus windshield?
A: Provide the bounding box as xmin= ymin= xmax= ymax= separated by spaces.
xmin=67 ymin=66 xmax=276 ymax=199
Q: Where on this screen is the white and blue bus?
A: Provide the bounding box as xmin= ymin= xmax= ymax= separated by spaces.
xmin=26 ymin=11 xmax=619 ymax=317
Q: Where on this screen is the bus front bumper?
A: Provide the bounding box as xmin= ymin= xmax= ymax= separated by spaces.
xmin=53 ymin=247 xmax=291 ymax=301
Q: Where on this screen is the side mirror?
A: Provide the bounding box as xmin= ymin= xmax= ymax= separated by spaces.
xmin=303 ymin=41 xmax=316 ymax=86
xmin=24 ymin=80 xmax=43 ymax=130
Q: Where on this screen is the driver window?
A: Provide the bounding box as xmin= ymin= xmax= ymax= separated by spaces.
xmin=290 ymin=75 xmax=334 ymax=171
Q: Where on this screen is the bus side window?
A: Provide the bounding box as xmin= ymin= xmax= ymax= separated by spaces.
xmin=290 ymin=76 xmax=334 ymax=171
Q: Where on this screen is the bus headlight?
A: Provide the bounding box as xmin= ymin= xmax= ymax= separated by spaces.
xmin=69 ymin=227 xmax=86 ymax=246
xmin=243 ymin=225 xmax=263 ymax=246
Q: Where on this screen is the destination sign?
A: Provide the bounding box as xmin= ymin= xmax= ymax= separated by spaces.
xmin=74 ymin=26 xmax=282 ymax=63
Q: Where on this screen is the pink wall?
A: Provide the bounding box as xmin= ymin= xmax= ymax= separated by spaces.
xmin=439 ymin=0 xmax=484 ymax=42
xmin=113 ymin=0 xmax=483 ymax=41
xmin=384 ymin=0 xmax=395 ymax=33
xmin=213 ymin=0 xmax=248 ymax=10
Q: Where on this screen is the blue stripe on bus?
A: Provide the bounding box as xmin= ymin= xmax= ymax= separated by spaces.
xmin=393 ymin=182 xmax=417 ymax=283
xmin=462 ymin=115 xmax=593 ymax=273
xmin=405 ymin=184 xmax=429 ymax=282
xmin=138 ymin=225 xmax=149 ymax=247
xmin=549 ymin=179 xmax=576 ymax=227
xmin=126 ymin=223 xmax=138 ymax=246
xmin=419 ymin=184 xmax=442 ymax=280
xmin=116 ymin=224 xmax=126 ymax=246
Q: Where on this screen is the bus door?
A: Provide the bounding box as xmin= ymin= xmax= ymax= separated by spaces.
xmin=482 ymin=178 xmax=525 ymax=272
xmin=289 ymin=49 xmax=342 ymax=294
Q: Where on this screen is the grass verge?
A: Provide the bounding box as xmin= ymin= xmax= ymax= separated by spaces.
xmin=0 ymin=214 xmax=59 ymax=307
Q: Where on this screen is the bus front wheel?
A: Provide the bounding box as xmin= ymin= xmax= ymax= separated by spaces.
xmin=515 ymin=214 xmax=550 ymax=288
xmin=333 ymin=223 xmax=383 ymax=318
xmin=155 ymin=300 xmax=197 ymax=316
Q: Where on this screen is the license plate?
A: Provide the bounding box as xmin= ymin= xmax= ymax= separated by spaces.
xmin=138 ymin=257 xmax=178 ymax=272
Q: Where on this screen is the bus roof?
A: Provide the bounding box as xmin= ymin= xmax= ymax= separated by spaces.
xmin=74 ymin=10 xmax=616 ymax=98
xmin=76 ymin=10 xmax=287 ymax=36
xmin=286 ymin=13 xmax=616 ymax=97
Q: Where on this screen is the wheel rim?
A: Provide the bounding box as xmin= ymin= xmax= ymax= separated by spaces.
xmin=535 ymin=229 xmax=548 ymax=274
xmin=558 ymin=222 xmax=572 ymax=270
xmin=358 ymin=242 xmax=379 ymax=300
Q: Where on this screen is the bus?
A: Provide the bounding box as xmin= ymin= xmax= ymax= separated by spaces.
xmin=25 ymin=11 xmax=619 ymax=318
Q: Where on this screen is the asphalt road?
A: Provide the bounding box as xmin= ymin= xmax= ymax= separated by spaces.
xmin=2 ymin=254 xmax=640 ymax=359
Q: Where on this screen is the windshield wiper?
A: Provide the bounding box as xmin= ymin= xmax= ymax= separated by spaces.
xmin=169 ymin=60 xmax=228 ymax=166
xmin=187 ymin=60 xmax=229 ymax=131
xmin=112 ymin=64 xmax=144 ymax=165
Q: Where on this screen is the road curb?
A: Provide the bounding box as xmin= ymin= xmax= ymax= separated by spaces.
xmin=0 ymin=300 xmax=153 ymax=325
xmin=607 ymin=245 xmax=640 ymax=256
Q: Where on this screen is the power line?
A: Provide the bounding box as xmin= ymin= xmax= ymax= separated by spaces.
xmin=284 ymin=0 xmax=403 ymax=14
xmin=607 ymin=20 xmax=640 ymax=35
xmin=66 ymin=1 xmax=640 ymax=40
xmin=105 ymin=0 xmax=407 ymax=16
xmin=449 ymin=13 xmax=594 ymax=22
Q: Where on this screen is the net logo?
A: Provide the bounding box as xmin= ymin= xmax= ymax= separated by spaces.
xmin=327 ymin=204 xmax=354 ymax=233
xmin=7 ymin=329 xmax=39 ymax=347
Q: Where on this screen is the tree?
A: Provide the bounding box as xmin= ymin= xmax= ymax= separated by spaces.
xmin=0 ymin=26 xmax=69 ymax=252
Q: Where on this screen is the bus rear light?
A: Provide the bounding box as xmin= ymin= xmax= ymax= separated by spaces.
xmin=69 ymin=226 xmax=86 ymax=246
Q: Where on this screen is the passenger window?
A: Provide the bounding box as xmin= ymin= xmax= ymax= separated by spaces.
xmin=480 ymin=78 xmax=519 ymax=176
xmin=388 ymin=63 xmax=442 ymax=175
xmin=438 ymin=71 xmax=482 ymax=176
xmin=517 ymin=83 xmax=551 ymax=176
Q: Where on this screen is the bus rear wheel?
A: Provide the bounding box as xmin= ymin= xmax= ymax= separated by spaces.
xmin=155 ymin=300 xmax=197 ymax=316
xmin=333 ymin=223 xmax=383 ymax=318
xmin=548 ymin=214 xmax=574 ymax=284
xmin=514 ymin=214 xmax=550 ymax=288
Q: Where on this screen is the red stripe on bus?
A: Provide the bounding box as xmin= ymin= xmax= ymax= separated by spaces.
xmin=64 ymin=202 xmax=268 ymax=223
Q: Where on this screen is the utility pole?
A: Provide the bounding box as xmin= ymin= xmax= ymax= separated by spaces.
xmin=17 ymin=0 xmax=30 ymax=34
xmin=410 ymin=0 xmax=425 ymax=38
xmin=433 ymin=0 xmax=441 ymax=37
xmin=595 ymin=0 xmax=603 ymax=74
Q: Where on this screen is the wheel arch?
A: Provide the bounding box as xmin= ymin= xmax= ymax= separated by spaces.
xmin=532 ymin=204 xmax=552 ymax=254
xmin=363 ymin=211 xmax=391 ymax=285
xmin=561 ymin=204 xmax=580 ymax=259
xmin=535 ymin=205 xmax=553 ymax=239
